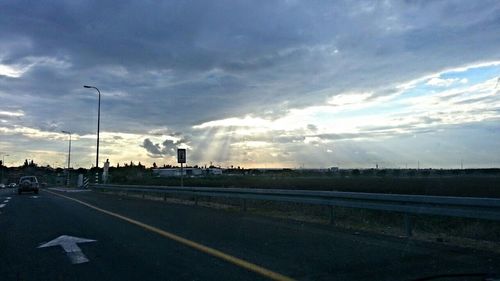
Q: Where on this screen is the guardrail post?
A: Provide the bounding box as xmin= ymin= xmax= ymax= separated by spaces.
xmin=404 ymin=214 xmax=413 ymax=237
xmin=142 ymin=191 xmax=145 ymax=199
xmin=194 ymin=196 xmax=198 ymax=206
xmin=329 ymin=206 xmax=335 ymax=225
xmin=163 ymin=193 xmax=167 ymax=201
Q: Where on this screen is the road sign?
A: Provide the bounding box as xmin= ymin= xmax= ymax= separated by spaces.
xmin=38 ymin=235 xmax=96 ymax=264
xmin=177 ymin=149 xmax=186 ymax=163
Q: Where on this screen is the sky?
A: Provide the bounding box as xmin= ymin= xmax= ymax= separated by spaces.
xmin=0 ymin=0 xmax=499 ymax=169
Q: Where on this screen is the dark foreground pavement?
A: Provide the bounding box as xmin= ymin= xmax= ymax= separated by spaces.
xmin=0 ymin=187 xmax=499 ymax=281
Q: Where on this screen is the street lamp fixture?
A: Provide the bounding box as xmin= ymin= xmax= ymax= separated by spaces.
xmin=83 ymin=85 xmax=101 ymax=184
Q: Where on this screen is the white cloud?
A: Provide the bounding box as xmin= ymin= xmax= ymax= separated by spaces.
xmin=231 ymin=141 xmax=270 ymax=148
xmin=398 ymin=61 xmax=500 ymax=91
xmin=0 ymin=64 xmax=24 ymax=78
xmin=0 ymin=110 xmax=24 ymax=117
xmin=0 ymin=56 xmax=71 ymax=78
xmin=193 ymin=116 xmax=271 ymax=129
xmin=0 ymin=125 xmax=65 ymax=140
xmin=327 ymin=92 xmax=373 ymax=107
xmin=426 ymin=77 xmax=460 ymax=87
xmin=425 ymin=77 xmax=468 ymax=87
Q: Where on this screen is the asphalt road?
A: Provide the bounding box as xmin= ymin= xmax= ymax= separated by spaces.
xmin=0 ymin=187 xmax=499 ymax=281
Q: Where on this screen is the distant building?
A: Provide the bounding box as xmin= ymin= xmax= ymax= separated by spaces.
xmin=297 ymin=168 xmax=330 ymax=173
xmin=208 ymin=168 xmax=223 ymax=175
xmin=153 ymin=167 xmax=221 ymax=177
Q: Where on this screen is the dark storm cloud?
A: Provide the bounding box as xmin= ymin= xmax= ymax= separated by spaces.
xmin=141 ymin=138 xmax=162 ymax=156
xmin=1 ymin=0 xmax=499 ymax=135
xmin=307 ymin=124 xmax=318 ymax=132
xmin=141 ymin=136 xmax=190 ymax=158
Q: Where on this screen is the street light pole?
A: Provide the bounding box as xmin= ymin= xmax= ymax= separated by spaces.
xmin=83 ymin=85 xmax=101 ymax=184
xmin=62 ymin=131 xmax=72 ymax=186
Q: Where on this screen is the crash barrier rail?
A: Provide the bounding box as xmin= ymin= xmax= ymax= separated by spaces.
xmin=91 ymin=184 xmax=500 ymax=237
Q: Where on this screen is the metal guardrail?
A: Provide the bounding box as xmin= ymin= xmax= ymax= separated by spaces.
xmin=91 ymin=184 xmax=500 ymax=236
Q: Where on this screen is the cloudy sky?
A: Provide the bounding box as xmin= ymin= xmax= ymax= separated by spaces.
xmin=1 ymin=0 xmax=499 ymax=169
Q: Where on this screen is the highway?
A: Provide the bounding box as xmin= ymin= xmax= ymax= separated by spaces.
xmin=0 ymin=187 xmax=499 ymax=281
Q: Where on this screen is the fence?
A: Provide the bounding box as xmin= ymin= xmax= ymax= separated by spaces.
xmin=91 ymin=184 xmax=500 ymax=237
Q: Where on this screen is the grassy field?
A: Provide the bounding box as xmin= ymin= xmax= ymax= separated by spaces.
xmin=101 ymin=171 xmax=500 ymax=248
xmin=101 ymin=188 xmax=500 ymax=249
xmin=114 ymin=174 xmax=500 ymax=198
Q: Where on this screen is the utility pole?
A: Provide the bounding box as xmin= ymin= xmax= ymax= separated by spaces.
xmin=62 ymin=131 xmax=72 ymax=186
xmin=0 ymin=153 xmax=8 ymax=184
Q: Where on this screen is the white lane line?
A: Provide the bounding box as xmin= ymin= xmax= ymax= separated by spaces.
xmin=46 ymin=190 xmax=297 ymax=281
xmin=3 ymin=200 xmax=8 ymax=203
xmin=6 ymin=197 xmax=11 ymax=199
xmin=0 ymin=204 xmax=5 ymax=208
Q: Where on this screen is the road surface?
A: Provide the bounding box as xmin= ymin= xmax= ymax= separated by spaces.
xmin=0 ymin=187 xmax=498 ymax=281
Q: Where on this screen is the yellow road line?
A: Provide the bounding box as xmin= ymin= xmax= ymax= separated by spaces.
xmin=44 ymin=189 xmax=296 ymax=281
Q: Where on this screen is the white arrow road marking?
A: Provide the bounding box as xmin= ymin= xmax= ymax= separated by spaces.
xmin=38 ymin=235 xmax=96 ymax=264
xmin=0 ymin=204 xmax=5 ymax=208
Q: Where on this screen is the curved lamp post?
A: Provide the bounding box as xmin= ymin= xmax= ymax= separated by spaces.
xmin=83 ymin=85 xmax=101 ymax=183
